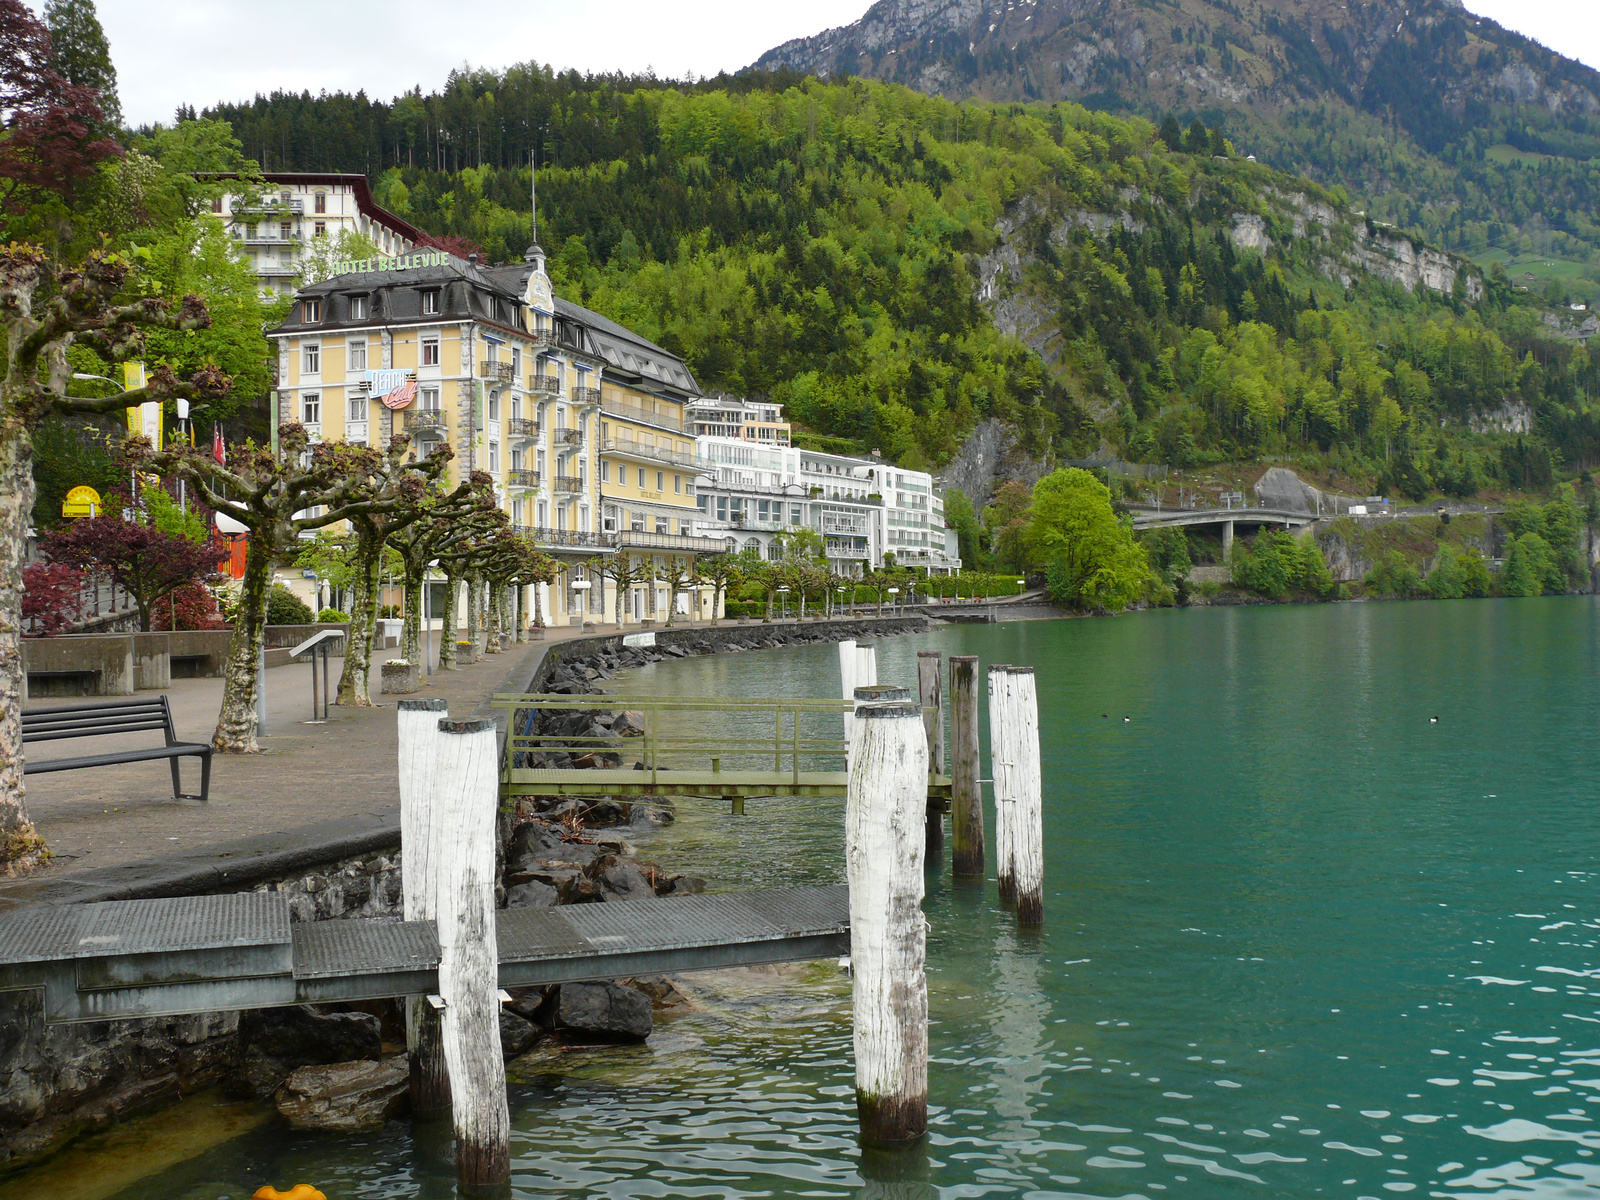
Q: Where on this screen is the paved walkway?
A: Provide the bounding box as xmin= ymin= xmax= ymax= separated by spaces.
xmin=17 ymin=624 xmax=607 ymax=879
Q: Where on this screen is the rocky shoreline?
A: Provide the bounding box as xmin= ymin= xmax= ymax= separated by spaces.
xmin=0 ymin=615 xmax=927 ymax=1174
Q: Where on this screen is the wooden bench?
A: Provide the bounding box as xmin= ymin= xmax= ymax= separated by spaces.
xmin=22 ymin=697 xmax=212 ymax=801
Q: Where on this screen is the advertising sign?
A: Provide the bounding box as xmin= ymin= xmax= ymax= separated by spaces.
xmin=61 ymin=485 xmax=101 ymax=518
xmin=122 ymin=362 xmax=161 ymax=449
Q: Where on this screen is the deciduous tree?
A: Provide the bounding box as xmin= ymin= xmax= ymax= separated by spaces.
xmin=39 ymin=507 xmax=224 ymax=631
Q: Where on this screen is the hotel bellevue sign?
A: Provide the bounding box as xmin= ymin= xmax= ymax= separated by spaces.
xmin=332 ymin=250 xmax=451 ymax=276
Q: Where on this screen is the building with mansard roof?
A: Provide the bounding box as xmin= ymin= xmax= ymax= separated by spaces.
xmin=267 ymin=241 xmax=725 ymax=629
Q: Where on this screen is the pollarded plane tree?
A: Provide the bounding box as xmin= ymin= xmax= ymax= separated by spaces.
xmin=128 ymin=424 xmax=434 ymax=752
xmin=334 ymin=442 xmax=465 ymax=707
xmin=0 ymin=245 xmax=226 ymax=862
xmin=586 ymin=550 xmax=649 ymax=628
xmin=431 ymin=506 xmax=512 ymax=668
xmin=385 ymin=472 xmax=498 ymax=669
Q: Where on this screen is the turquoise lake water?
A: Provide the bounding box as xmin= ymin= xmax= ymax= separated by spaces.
xmin=96 ymin=599 xmax=1600 ymax=1198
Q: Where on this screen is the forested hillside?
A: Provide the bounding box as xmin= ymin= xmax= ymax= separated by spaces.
xmin=202 ymin=70 xmax=1600 ymax=498
xmin=758 ymin=0 xmax=1600 ymax=308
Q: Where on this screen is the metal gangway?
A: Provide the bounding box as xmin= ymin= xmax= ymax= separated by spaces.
xmin=495 ymin=693 xmax=953 ymax=809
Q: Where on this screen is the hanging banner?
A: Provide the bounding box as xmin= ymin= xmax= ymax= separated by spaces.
xmin=122 ymin=362 xmax=161 ymax=449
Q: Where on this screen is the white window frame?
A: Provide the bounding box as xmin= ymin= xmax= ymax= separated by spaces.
xmin=421 ymin=337 xmax=440 ymax=366
xmin=421 ymin=290 xmax=439 ymax=315
xmin=348 ymin=339 xmax=367 ymax=371
xmin=302 ymin=393 xmax=320 ymax=424
xmin=303 ymin=342 xmax=320 ymax=374
xmin=347 ymin=395 xmax=366 ymax=422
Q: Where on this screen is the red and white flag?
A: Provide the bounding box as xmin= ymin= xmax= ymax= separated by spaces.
xmin=212 ymin=423 xmax=226 ymax=465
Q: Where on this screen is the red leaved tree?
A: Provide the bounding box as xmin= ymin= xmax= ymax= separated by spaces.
xmin=40 ymin=514 xmax=226 ymax=632
xmin=20 ymin=559 xmax=82 ymax=634
xmin=0 ymin=0 xmax=121 ymax=213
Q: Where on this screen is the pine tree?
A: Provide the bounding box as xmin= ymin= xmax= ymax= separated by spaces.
xmin=44 ymin=0 xmax=119 ymax=130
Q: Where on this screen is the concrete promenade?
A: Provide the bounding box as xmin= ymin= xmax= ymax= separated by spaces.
xmin=15 ymin=624 xmax=605 ymax=882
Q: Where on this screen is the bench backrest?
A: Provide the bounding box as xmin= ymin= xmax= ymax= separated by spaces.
xmin=22 ymin=696 xmax=178 ymax=745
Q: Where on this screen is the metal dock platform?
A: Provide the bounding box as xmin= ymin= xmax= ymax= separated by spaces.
xmin=0 ymin=886 xmax=850 ymax=1024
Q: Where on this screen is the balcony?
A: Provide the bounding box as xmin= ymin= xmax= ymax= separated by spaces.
xmin=523 ymin=526 xmax=614 ymax=551
xmin=345 ymin=420 xmax=368 ymax=444
xmin=479 ymin=361 xmax=515 ymax=384
xmin=600 ymin=397 xmax=682 ymax=433
xmin=527 ymin=374 xmax=561 ymax=395
xmin=404 ymin=410 xmax=447 ymax=435
xmin=232 ymin=198 xmax=304 ymax=215
xmin=528 ymin=331 xmax=556 ymax=352
xmin=618 ymin=529 xmax=728 ymax=554
xmin=552 ymin=475 xmax=585 ymax=494
xmin=826 ymin=544 xmax=870 ymax=560
xmin=553 ymin=427 xmax=585 ymax=448
xmin=570 ymin=385 xmax=600 ymax=406
xmin=508 ymin=416 xmax=540 ymax=439
xmin=821 ymin=515 xmax=869 ymax=535
xmin=601 ymin=437 xmax=696 ymax=470
xmin=505 ymin=469 xmax=538 ymax=489
xmin=238 ymin=232 xmax=303 ymax=246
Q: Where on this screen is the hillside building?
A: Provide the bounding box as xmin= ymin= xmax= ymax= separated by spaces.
xmin=268 ymin=241 xmax=725 ymax=626
xmin=693 ymin=419 xmax=960 ymax=576
xmin=211 ymin=173 xmax=426 ymax=294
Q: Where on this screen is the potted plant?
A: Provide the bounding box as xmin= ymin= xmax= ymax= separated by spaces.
xmin=455 ymin=639 xmax=477 ymax=665
xmin=529 ymin=621 xmax=546 ymax=641
xmin=381 ymin=659 xmax=419 ymax=694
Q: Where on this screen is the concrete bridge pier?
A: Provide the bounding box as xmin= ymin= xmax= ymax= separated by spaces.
xmin=1222 ymin=519 xmax=1234 ymax=562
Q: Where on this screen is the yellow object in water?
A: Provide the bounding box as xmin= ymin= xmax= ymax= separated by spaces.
xmin=252 ymin=1187 xmax=326 ymax=1200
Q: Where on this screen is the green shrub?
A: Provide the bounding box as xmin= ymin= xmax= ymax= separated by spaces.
xmin=1499 ymin=532 xmax=1565 ymax=597
xmin=378 ymin=604 xmax=402 ymax=619
xmin=1364 ymin=551 xmax=1425 ymax=598
xmin=266 ymin=584 xmax=314 ymax=626
xmin=1232 ymin=531 xmax=1334 ymax=600
xmin=1424 ymin=545 xmax=1465 ymax=599
xmin=317 ymin=607 xmax=349 ymax=623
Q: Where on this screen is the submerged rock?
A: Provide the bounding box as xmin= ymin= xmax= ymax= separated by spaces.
xmin=539 ymin=982 xmax=653 ymax=1042
xmin=275 ymin=1055 xmax=408 ymax=1131
xmin=238 ymin=1006 xmax=382 ymax=1097
xmin=499 ymin=1009 xmax=542 ymax=1059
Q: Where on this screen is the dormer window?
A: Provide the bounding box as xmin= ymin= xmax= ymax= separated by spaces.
xmin=303 ymin=298 xmax=321 ymax=323
xmin=349 ymin=294 xmax=367 ymax=320
xmin=421 ymin=289 xmax=439 ymax=315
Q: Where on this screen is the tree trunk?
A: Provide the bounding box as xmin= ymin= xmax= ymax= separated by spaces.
xmin=402 ymin=561 xmax=424 ymax=667
xmin=466 ymin=573 xmax=481 ymax=650
xmin=439 ymin=573 xmax=459 ymax=669
xmin=514 ymin=584 xmax=524 ymax=642
xmin=213 ymin=530 xmax=274 ymax=753
xmin=336 ymin=529 xmax=381 ymax=706
xmin=0 ymin=429 xmax=39 ymax=853
xmin=532 ymin=577 xmax=544 ymax=628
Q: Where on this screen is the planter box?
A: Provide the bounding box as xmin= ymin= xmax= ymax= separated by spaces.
xmin=499 ymin=632 xmax=511 ymax=650
xmin=454 ymin=641 xmax=477 ymax=665
xmin=381 ymin=661 xmax=419 ymax=694
xmin=529 ymin=627 xmax=546 ymax=641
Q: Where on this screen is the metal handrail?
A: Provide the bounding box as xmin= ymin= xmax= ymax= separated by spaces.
xmin=508 ymin=469 xmax=540 ymax=488
xmin=552 ymin=475 xmax=584 ymax=493
xmin=528 ymin=375 xmax=561 ymax=394
xmin=508 ymin=417 xmax=540 ymax=438
xmin=600 ymin=397 xmax=682 ymax=433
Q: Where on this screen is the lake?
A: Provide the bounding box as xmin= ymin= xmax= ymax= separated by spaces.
xmin=51 ymin=598 xmax=1600 ymax=1198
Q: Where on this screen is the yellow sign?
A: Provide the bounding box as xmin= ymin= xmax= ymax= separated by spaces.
xmin=122 ymin=361 xmax=161 ymax=449
xmin=61 ymin=485 xmax=102 ymax=518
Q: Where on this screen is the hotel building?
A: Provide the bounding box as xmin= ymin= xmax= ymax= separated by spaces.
xmin=268 ymin=241 xmax=724 ymax=625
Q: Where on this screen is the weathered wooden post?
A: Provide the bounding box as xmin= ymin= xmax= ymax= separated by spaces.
xmin=432 ymin=716 xmax=510 ymax=1189
xmin=398 ymin=698 xmax=451 ymax=1113
xmin=839 ymin=639 xmax=858 ymax=746
xmin=916 ymin=651 xmax=944 ymax=861
xmin=855 ymin=641 xmax=878 ymax=690
xmin=989 ymin=664 xmax=1016 ymax=902
xmin=848 ymin=698 xmax=929 ymax=1145
xmin=1008 ymin=666 xmax=1044 ymax=926
xmin=949 ymin=656 xmax=983 ymax=878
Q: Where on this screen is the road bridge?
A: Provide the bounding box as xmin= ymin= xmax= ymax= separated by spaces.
xmin=1130 ymin=506 xmax=1319 ymax=557
xmin=0 ymin=887 xmax=850 ymax=1024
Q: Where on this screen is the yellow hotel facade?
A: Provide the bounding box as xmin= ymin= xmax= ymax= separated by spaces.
xmin=267 ymin=242 xmax=724 ymax=625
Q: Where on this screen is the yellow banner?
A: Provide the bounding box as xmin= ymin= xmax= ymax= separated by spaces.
xmin=122 ymin=361 xmax=160 ymax=449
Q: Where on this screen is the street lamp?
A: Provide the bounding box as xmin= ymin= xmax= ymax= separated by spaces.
xmin=572 ymin=578 xmax=592 ymax=627
xmin=776 ymin=585 xmax=790 ymax=620
xmin=886 ymin=586 xmax=899 ymax=615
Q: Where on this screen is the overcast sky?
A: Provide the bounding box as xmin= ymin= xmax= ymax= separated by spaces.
xmin=40 ymin=0 xmax=1600 ymax=129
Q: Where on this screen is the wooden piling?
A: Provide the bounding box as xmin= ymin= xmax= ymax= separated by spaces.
xmin=848 ymin=699 xmax=929 ymax=1145
xmin=949 ymin=656 xmax=983 ymax=878
xmin=1007 ymin=667 xmax=1044 ymax=927
xmin=916 ymin=651 xmax=945 ymax=861
xmin=988 ymin=664 xmax=1017 ymax=902
xmin=855 ymin=641 xmax=878 ymax=690
xmin=838 ymin=639 xmax=857 ymax=746
xmin=432 ymin=716 xmax=510 ymax=1189
xmin=397 ymin=698 xmax=450 ymax=1114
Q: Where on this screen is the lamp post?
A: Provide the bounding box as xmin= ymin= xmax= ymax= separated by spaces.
xmin=776 ymin=585 xmax=790 ymax=621
xmin=423 ymin=559 xmax=439 ymax=675
xmin=572 ymin=578 xmax=592 ymax=627
xmin=886 ymin=586 xmax=899 ymax=616
xmin=836 ymin=584 xmax=846 ymax=617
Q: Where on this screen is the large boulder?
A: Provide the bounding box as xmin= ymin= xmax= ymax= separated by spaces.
xmin=275 ymin=1055 xmax=408 ymax=1131
xmin=505 ymin=880 xmax=559 ymax=910
xmin=589 ymin=854 xmax=657 ymax=902
xmin=611 ymin=710 xmax=647 ymax=737
xmin=539 ymin=982 xmax=652 ymax=1042
xmin=238 ymin=1006 xmax=382 ymax=1098
xmin=499 ymin=1009 xmax=541 ymax=1059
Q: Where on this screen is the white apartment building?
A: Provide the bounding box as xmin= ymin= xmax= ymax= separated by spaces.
xmin=694 ymin=417 xmax=960 ymax=576
xmin=210 ymin=173 xmax=425 ymax=294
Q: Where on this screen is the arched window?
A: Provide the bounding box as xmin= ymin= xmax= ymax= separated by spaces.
xmin=744 ymin=538 xmax=761 ymax=555
xmin=725 ymin=537 xmax=738 ymax=553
